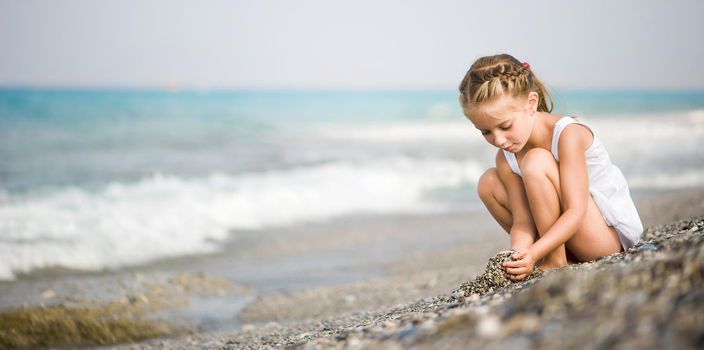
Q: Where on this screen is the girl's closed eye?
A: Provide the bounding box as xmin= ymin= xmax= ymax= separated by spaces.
xmin=480 ymin=124 xmax=509 ymax=135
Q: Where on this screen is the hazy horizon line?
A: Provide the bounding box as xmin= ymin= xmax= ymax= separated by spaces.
xmin=2 ymin=84 xmax=704 ymax=94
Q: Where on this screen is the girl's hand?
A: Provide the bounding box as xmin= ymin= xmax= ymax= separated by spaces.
xmin=502 ymin=250 xmax=536 ymax=281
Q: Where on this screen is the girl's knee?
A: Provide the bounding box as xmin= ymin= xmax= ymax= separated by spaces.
xmin=520 ymin=148 xmax=557 ymax=179
xmin=477 ymin=167 xmax=499 ymax=201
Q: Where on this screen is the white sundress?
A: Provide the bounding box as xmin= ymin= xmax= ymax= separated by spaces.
xmin=502 ymin=116 xmax=643 ymax=250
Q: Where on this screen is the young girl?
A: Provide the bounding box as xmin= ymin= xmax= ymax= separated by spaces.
xmin=458 ymin=54 xmax=643 ymax=281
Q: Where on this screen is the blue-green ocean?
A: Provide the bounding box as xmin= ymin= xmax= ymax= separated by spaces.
xmin=1 ymin=89 xmax=703 ymax=279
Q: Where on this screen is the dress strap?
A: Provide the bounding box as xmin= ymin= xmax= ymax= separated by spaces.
xmin=502 ymin=150 xmax=522 ymax=176
xmin=551 ymin=116 xmax=592 ymax=161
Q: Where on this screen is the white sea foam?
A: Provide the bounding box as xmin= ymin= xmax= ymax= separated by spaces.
xmin=0 ymin=157 xmax=483 ymax=280
xmin=3 ymin=107 xmax=703 ymax=280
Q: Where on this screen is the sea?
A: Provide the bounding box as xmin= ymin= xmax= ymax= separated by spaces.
xmin=1 ymin=88 xmax=703 ymax=280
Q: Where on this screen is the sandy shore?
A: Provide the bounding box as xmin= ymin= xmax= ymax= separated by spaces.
xmin=1 ymin=188 xmax=703 ymax=349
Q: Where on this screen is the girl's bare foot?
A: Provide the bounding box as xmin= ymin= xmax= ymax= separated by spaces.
xmin=537 ymin=260 xmax=568 ymax=271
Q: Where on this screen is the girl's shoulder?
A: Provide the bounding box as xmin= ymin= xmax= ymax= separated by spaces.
xmin=558 ymin=115 xmax=594 ymax=139
xmin=555 ymin=117 xmax=595 ymax=157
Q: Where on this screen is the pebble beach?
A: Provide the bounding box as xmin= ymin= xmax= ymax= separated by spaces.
xmin=225 ymin=215 xmax=704 ymax=350
xmin=1 ymin=189 xmax=703 ymax=349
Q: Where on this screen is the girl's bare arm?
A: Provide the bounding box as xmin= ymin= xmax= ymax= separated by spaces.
xmin=495 ymin=150 xmax=537 ymax=250
xmin=526 ymin=124 xmax=593 ymax=261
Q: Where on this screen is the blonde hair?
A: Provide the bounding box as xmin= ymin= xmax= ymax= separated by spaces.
xmin=458 ymin=54 xmax=554 ymax=117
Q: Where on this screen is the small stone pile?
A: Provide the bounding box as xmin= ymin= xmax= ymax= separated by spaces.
xmin=457 ymin=250 xmax=544 ymax=296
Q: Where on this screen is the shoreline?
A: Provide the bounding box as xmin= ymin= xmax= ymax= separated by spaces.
xmin=2 ymin=186 xmax=699 ymax=285
xmin=1 ymin=188 xmax=703 ymax=348
xmin=0 ymin=209 xmax=505 ymax=337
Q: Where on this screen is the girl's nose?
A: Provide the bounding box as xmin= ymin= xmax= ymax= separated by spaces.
xmin=494 ymin=133 xmax=507 ymax=147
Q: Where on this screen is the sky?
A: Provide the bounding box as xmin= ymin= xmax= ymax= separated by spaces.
xmin=1 ymin=0 xmax=703 ymax=90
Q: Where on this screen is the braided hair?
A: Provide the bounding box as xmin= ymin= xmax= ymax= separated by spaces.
xmin=459 ymin=54 xmax=554 ymax=118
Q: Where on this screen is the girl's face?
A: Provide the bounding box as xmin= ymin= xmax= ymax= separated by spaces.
xmin=468 ymin=94 xmax=537 ymax=153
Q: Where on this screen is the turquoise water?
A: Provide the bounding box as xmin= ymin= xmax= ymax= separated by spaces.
xmin=3 ymin=88 xmax=703 ymax=191
xmin=0 ymin=89 xmax=459 ymax=192
xmin=1 ymin=88 xmax=703 ymax=279
xmin=554 ymin=90 xmax=704 ymax=115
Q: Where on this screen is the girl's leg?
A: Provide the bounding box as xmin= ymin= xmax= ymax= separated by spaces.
xmin=519 ymin=149 xmax=568 ymax=268
xmin=477 ymin=168 xmax=512 ymax=233
xmin=519 ymin=148 xmax=622 ymax=268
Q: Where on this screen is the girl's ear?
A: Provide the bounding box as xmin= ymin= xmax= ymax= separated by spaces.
xmin=526 ymin=91 xmax=539 ymax=113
